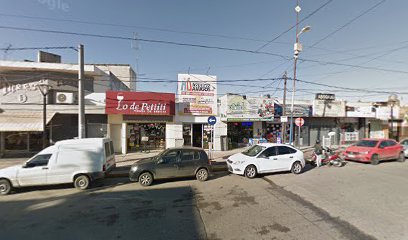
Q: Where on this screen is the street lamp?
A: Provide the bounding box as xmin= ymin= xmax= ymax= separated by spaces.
xmin=289 ymin=2 xmax=311 ymax=145
xmin=38 ymin=83 xmax=52 ymax=149
xmin=388 ymin=94 xmax=398 ymax=140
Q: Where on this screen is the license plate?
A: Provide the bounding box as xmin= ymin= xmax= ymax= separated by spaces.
xmin=348 ymin=154 xmax=355 ymax=158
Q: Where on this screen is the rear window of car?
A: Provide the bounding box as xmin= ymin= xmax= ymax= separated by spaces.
xmin=104 ymin=142 xmax=111 ymax=157
xmin=277 ymin=146 xmax=297 ymax=155
xmin=109 ymin=141 xmax=115 ymax=155
xmin=181 ymin=150 xmax=201 ymax=161
xmin=355 ymin=140 xmax=378 ymax=148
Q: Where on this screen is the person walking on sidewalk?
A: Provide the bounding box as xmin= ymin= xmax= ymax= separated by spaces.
xmin=314 ymin=140 xmax=324 ymax=167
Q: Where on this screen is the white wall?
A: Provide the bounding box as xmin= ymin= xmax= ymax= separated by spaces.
xmin=166 ymin=123 xmax=183 ymax=148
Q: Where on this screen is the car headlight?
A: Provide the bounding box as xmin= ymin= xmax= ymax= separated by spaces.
xmin=130 ymin=165 xmax=138 ymax=172
xmin=359 ymin=151 xmax=369 ymax=155
xmin=233 ymin=160 xmax=246 ymax=165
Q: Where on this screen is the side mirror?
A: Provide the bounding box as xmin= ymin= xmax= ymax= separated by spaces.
xmin=257 ymin=154 xmax=268 ymax=159
xmin=379 ymin=145 xmax=384 ymax=149
xmin=157 ymin=158 xmax=164 ymax=164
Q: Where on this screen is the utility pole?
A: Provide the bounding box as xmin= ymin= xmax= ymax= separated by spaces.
xmin=282 ymin=72 xmax=288 ymax=143
xmin=78 ymin=44 xmax=85 ymax=139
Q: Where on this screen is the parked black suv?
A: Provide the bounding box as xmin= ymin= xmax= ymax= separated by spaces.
xmin=129 ymin=147 xmax=211 ymax=186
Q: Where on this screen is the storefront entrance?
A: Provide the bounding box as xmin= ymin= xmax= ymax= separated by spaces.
xmin=183 ymin=123 xmax=212 ymax=149
xmin=193 ymin=124 xmax=202 ymax=148
xmin=227 ymin=122 xmax=253 ymax=149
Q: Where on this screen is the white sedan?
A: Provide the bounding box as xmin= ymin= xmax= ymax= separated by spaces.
xmin=227 ymin=143 xmax=305 ymax=178
xmin=399 ymin=139 xmax=408 ymax=157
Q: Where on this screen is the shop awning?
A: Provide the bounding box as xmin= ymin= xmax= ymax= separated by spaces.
xmin=0 ymin=111 xmax=56 ymax=132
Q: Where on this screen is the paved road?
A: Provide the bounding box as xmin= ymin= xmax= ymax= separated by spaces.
xmin=265 ymin=160 xmax=408 ymax=240
xmin=0 ymin=168 xmax=376 ymax=240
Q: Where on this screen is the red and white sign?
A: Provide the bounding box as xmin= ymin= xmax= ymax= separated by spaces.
xmin=105 ymin=91 xmax=175 ymax=115
xmin=295 ymin=117 xmax=304 ymax=127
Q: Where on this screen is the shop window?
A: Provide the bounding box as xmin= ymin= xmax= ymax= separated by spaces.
xmin=127 ymin=123 xmax=166 ymax=152
xmin=5 ymin=132 xmax=28 ymax=151
xmin=183 ymin=124 xmax=192 ymax=146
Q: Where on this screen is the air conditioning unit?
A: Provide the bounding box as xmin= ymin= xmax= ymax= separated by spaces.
xmin=55 ymin=92 xmax=74 ymax=104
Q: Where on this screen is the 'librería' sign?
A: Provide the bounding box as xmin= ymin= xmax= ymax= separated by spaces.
xmin=106 ymin=91 xmax=175 ymax=115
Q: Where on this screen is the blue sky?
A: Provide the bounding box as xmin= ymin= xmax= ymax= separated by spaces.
xmin=1 ymin=0 xmax=407 ymax=103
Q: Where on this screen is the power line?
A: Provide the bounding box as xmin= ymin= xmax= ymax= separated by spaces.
xmin=311 ymin=0 xmax=386 ymax=47
xmin=0 ymin=12 xmax=276 ymax=44
xmin=255 ymin=0 xmax=335 ymax=51
xmin=2 ymin=24 xmax=408 ymax=76
xmin=0 ymin=46 xmax=77 ymax=51
xmin=0 ymin=25 xmax=290 ymax=60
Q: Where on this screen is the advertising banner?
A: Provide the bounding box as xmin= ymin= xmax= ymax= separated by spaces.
xmin=105 ymin=91 xmax=175 ymax=115
xmin=225 ymin=95 xmax=274 ymax=121
xmin=177 ymin=74 xmax=217 ymax=115
xmin=313 ymin=100 xmax=346 ymax=117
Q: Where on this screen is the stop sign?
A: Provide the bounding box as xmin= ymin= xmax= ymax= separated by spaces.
xmin=295 ymin=117 xmax=304 ymax=127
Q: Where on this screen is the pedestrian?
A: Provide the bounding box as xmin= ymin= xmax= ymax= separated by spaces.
xmin=314 ymin=140 xmax=323 ymax=167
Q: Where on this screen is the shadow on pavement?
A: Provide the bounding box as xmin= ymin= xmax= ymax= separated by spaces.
xmin=0 ymin=186 xmax=206 ymax=240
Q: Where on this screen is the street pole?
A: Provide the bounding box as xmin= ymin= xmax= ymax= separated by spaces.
xmin=282 ymin=72 xmax=287 ymax=143
xmin=289 ymin=0 xmax=300 ymax=146
xmin=42 ymin=93 xmax=47 ymax=149
xmin=390 ymin=105 xmax=394 ymax=139
xmin=78 ymin=44 xmax=85 ymax=139
xmin=39 ymin=82 xmax=51 ymax=149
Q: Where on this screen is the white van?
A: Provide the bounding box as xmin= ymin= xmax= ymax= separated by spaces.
xmin=0 ymin=138 xmax=116 ymax=195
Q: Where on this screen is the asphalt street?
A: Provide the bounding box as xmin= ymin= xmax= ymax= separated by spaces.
xmin=0 ymin=163 xmax=386 ymax=240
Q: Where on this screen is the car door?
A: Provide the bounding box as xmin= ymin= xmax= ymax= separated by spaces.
xmin=155 ymin=150 xmax=181 ymax=179
xmin=386 ymin=140 xmax=400 ymax=160
xmin=276 ymin=146 xmax=297 ymax=170
xmin=18 ymin=154 xmax=51 ymax=186
xmin=377 ymin=141 xmax=389 ymax=160
xmin=257 ymin=147 xmax=279 ymax=173
xmin=178 ymin=150 xmax=200 ymax=177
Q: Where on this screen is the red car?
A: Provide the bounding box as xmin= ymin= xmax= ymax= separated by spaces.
xmin=343 ymin=138 xmax=405 ymax=165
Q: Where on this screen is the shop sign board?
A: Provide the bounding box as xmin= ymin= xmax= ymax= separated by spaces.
xmin=313 ymin=100 xmax=346 ymax=117
xmin=280 ymin=116 xmax=288 ymax=122
xmin=281 ymin=104 xmax=312 ymax=117
xmin=177 ymin=74 xmax=217 ymax=116
xmin=315 ymin=93 xmax=335 ymax=101
xmin=346 ymin=103 xmax=376 ymax=118
xmin=225 ymin=95 xmax=274 ymax=121
xmin=106 ymin=91 xmax=175 ymax=115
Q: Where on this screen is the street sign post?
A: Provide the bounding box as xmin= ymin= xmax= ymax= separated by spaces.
xmin=207 ymin=116 xmax=217 ymax=159
xmin=207 ymin=116 xmax=217 ymax=125
xmin=295 ymin=118 xmax=304 ymax=146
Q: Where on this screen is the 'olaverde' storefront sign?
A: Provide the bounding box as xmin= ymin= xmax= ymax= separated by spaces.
xmin=106 ymin=91 xmax=175 ymax=115
xmin=225 ymin=95 xmax=274 ymax=121
xmin=177 ymin=74 xmax=217 ymax=115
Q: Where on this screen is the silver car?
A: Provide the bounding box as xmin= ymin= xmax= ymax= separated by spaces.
xmin=400 ymin=139 xmax=408 ymax=157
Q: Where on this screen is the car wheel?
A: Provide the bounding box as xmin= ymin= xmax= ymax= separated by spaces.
xmin=139 ymin=172 xmax=153 ymax=186
xmin=196 ymin=168 xmax=209 ymax=182
xmin=244 ymin=165 xmax=257 ymax=179
xmin=397 ymin=152 xmax=405 ymax=162
xmin=291 ymin=161 xmax=303 ymax=174
xmin=0 ymin=179 xmax=12 ymax=195
xmin=74 ymin=175 xmax=90 ymax=190
xmin=371 ymin=154 xmax=379 ymax=165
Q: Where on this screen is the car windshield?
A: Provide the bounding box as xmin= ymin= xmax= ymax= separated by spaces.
xmin=242 ymin=145 xmax=266 ymax=157
xmin=354 ymin=140 xmax=378 ymax=148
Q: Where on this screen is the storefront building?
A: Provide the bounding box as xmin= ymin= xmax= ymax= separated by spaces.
xmin=168 ymin=74 xmax=225 ymax=151
xmin=219 ymin=94 xmax=277 ymax=149
xmin=105 ymin=91 xmax=175 ymax=154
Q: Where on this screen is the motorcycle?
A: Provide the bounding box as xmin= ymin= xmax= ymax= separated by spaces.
xmin=311 ymin=147 xmax=346 ymax=167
